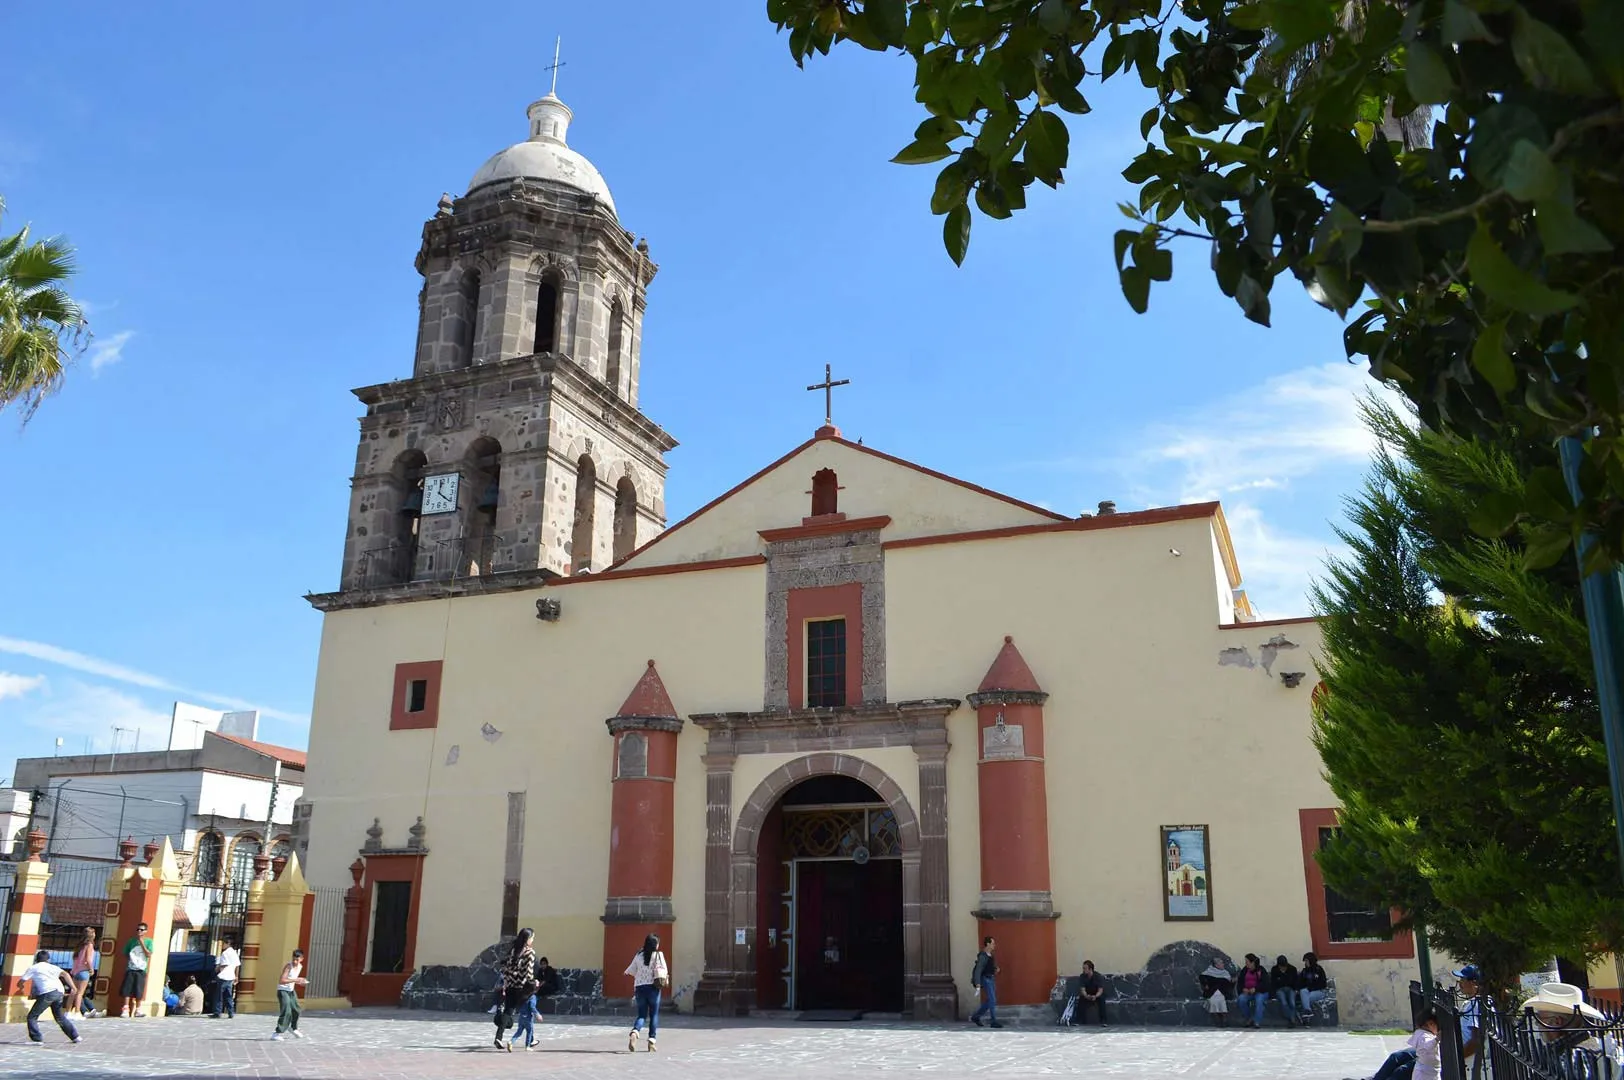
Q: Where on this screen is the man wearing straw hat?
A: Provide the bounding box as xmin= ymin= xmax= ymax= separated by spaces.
xmin=1526 ymin=982 xmax=1624 ymax=1070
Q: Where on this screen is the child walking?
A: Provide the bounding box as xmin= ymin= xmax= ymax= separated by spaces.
xmin=270 ymin=949 xmax=308 ymax=1041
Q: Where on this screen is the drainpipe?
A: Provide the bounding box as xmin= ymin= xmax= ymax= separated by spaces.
xmin=1559 ymin=435 xmax=1624 ymax=882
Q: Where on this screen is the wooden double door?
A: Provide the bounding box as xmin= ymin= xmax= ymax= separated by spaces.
xmin=789 ymin=857 xmax=904 ymax=1012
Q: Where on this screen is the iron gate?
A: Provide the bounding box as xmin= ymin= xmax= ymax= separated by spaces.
xmin=305 ymin=886 xmax=346 ymax=999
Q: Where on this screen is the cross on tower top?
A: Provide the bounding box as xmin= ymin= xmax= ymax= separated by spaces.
xmin=546 ymin=37 xmax=566 ymax=96
xmin=807 ymin=363 xmax=851 ymax=434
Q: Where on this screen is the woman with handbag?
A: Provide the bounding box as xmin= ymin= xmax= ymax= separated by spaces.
xmin=493 ymin=929 xmax=538 ymax=1052
xmin=624 ymin=934 xmax=668 ymax=1052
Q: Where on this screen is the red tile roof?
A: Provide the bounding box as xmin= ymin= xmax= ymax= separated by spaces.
xmin=209 ymin=732 xmax=307 ymax=769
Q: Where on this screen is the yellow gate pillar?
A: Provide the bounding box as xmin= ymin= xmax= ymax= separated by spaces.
xmin=2 ymin=829 xmax=51 ymax=1024
xmin=239 ymin=855 xmax=310 ymax=1015
xmin=99 ymin=837 xmax=184 ymax=1019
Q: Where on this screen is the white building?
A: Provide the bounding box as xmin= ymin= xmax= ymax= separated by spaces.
xmin=3 ymin=703 xmax=305 ymax=951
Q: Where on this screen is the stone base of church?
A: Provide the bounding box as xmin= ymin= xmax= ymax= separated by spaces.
xmin=691 ymin=972 xmax=751 ymax=1017
xmin=909 ymin=976 xmax=959 ymax=1022
xmin=400 ymin=942 xmax=639 ymax=1016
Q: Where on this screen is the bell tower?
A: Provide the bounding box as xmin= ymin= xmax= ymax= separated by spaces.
xmin=334 ymin=90 xmax=676 ymax=593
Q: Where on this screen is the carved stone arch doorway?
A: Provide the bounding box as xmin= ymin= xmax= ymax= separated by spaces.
xmin=691 ymin=701 xmax=960 ymax=1021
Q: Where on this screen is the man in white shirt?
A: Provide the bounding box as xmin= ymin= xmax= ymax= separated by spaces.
xmin=22 ymin=950 xmax=81 ymax=1044
xmin=213 ymin=937 xmax=241 ymax=1019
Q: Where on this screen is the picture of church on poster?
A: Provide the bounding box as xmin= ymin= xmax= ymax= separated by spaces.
xmin=1163 ymin=825 xmax=1211 ymax=919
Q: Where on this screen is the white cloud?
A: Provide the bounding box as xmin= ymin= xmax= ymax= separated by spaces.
xmin=0 ymin=636 xmax=307 ymax=725
xmin=1218 ymin=503 xmax=1348 ymax=618
xmin=8 ymin=679 xmax=174 ymax=757
xmin=1137 ymin=361 xmax=1402 ymax=504
xmin=88 ymin=329 xmax=135 ymax=373
xmin=0 ymin=671 xmax=46 ymax=702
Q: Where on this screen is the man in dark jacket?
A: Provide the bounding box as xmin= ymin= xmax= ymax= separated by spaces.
xmin=1298 ymin=952 xmax=1328 ymax=1023
xmin=1078 ymin=960 xmax=1108 ymax=1025
xmin=1270 ymin=955 xmax=1301 ymax=1025
xmin=535 ymin=956 xmax=561 ymax=1005
xmin=969 ymin=937 xmax=1003 ymax=1029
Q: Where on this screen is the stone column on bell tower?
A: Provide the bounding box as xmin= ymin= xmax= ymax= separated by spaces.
xmin=601 ymin=661 xmax=683 ymax=1001
xmin=968 ymin=636 xmax=1058 ymax=1007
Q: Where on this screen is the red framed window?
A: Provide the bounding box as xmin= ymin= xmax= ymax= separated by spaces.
xmin=389 ymin=660 xmax=443 ymax=731
xmin=1298 ymin=808 xmax=1414 ymax=959
xmin=787 ymin=584 xmax=863 ymax=709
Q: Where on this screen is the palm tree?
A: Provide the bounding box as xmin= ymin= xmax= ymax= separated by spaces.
xmin=0 ymin=196 xmax=86 ymax=423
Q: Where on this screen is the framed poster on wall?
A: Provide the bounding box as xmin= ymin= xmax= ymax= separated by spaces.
xmin=1162 ymin=824 xmax=1213 ymax=921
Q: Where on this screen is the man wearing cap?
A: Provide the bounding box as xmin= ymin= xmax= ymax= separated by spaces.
xmin=1453 ymin=965 xmax=1483 ymax=1079
xmin=1299 ymin=952 xmax=1329 ymax=1024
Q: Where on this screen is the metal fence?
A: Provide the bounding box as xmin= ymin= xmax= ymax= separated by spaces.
xmin=1412 ymin=982 xmax=1624 ymax=1080
xmin=40 ymin=859 xmax=118 ymax=950
xmin=305 ymin=886 xmax=347 ymax=999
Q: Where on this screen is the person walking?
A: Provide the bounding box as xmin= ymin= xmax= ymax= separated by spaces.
xmin=493 ymin=929 xmax=539 ymax=1051
xmin=120 ymin=921 xmax=154 ymax=1018
xmin=270 ymin=949 xmax=308 ymax=1040
xmin=1298 ymin=952 xmax=1329 ymax=1023
xmin=1235 ymin=954 xmax=1270 ymax=1028
xmin=70 ymin=926 xmax=98 ymax=1017
xmin=970 ymin=936 xmax=1004 ymax=1029
xmin=1270 ymin=954 xmax=1301 ymax=1026
xmin=625 ymin=933 xmax=669 ymax=1052
xmin=22 ymin=949 xmax=82 ymax=1044
xmin=212 ymin=935 xmax=241 ymax=1018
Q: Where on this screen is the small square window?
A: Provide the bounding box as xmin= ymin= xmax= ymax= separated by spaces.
xmin=390 ymin=661 xmax=442 ymax=730
xmin=806 ymin=618 xmax=847 ymax=708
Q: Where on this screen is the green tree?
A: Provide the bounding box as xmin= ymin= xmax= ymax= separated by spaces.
xmin=0 ymin=196 xmax=85 ymax=422
xmin=766 ymin=0 xmax=1624 ymax=561
xmin=1311 ymin=399 xmax=1624 ymax=992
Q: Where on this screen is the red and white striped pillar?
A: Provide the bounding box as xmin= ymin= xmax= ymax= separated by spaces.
xmin=968 ymin=636 xmax=1058 ymax=1006
xmin=601 ymin=660 xmax=683 ymax=1000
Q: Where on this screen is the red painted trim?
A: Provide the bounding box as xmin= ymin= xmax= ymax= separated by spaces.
xmin=1221 ymin=615 xmax=1320 ymax=630
xmin=1298 ymin=808 xmax=1415 ymax=960
xmin=543 ymin=553 xmax=765 ymax=587
xmin=603 ymin=435 xmax=1069 ymax=572
xmin=389 ymin=661 xmax=443 ymax=731
xmin=786 ymin=583 xmax=864 ymax=710
xmin=883 ymin=502 xmax=1222 ymax=552
xmin=759 ymin=515 xmax=892 ymax=544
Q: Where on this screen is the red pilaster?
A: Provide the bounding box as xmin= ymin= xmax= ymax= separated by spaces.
xmin=969 ymin=636 xmax=1058 ymax=1006
xmin=601 ymin=660 xmax=683 ymax=1000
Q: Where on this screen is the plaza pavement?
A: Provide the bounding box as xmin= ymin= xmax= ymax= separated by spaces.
xmin=1 ymin=1007 xmax=1404 ymax=1079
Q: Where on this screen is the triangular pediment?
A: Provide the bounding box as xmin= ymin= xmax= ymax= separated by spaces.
xmin=616 ymin=433 xmax=1065 ymax=571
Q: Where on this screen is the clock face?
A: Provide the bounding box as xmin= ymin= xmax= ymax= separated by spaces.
xmin=421 ymin=473 xmax=459 ymax=515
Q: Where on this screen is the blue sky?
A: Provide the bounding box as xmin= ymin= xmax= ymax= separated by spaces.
xmin=0 ymin=4 xmax=1391 ymax=767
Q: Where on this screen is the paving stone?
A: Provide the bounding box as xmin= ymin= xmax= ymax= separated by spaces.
xmin=0 ymin=1008 xmax=1404 ymax=1079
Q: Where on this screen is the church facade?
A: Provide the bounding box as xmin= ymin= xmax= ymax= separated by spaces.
xmin=299 ymin=90 xmax=1427 ymax=1026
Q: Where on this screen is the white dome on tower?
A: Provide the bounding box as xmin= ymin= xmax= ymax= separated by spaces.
xmin=466 ymin=94 xmax=616 ymax=215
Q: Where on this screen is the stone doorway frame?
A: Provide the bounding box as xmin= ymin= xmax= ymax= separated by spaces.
xmin=690 ymin=699 xmax=959 ymax=1021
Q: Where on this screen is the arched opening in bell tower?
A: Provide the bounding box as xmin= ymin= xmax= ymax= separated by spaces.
xmin=463 ymin=437 xmax=502 ymax=576
xmin=570 ymin=455 xmax=597 ymax=574
xmin=534 ymin=270 xmax=563 ymax=355
xmin=458 ymin=268 xmax=482 ymax=367
xmin=612 ymin=475 xmax=637 ymax=563
xmin=755 ymin=773 xmax=905 ymax=1014
xmin=388 ymin=449 xmax=428 ymax=584
xmin=605 ymin=296 xmax=625 ymax=395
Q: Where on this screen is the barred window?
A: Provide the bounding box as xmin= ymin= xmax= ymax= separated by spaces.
xmin=1319 ymin=827 xmax=1393 ymax=942
xmin=806 ymin=618 xmax=847 ymax=708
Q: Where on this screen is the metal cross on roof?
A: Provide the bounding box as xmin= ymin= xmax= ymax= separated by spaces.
xmin=807 ymin=363 xmax=851 ymax=426
xmin=547 ymin=37 xmax=565 ymax=96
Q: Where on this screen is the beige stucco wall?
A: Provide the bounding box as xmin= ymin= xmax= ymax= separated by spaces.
xmin=619 ymin=437 xmax=1058 ymax=569
xmin=304 ymin=482 xmax=1422 ymax=1023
